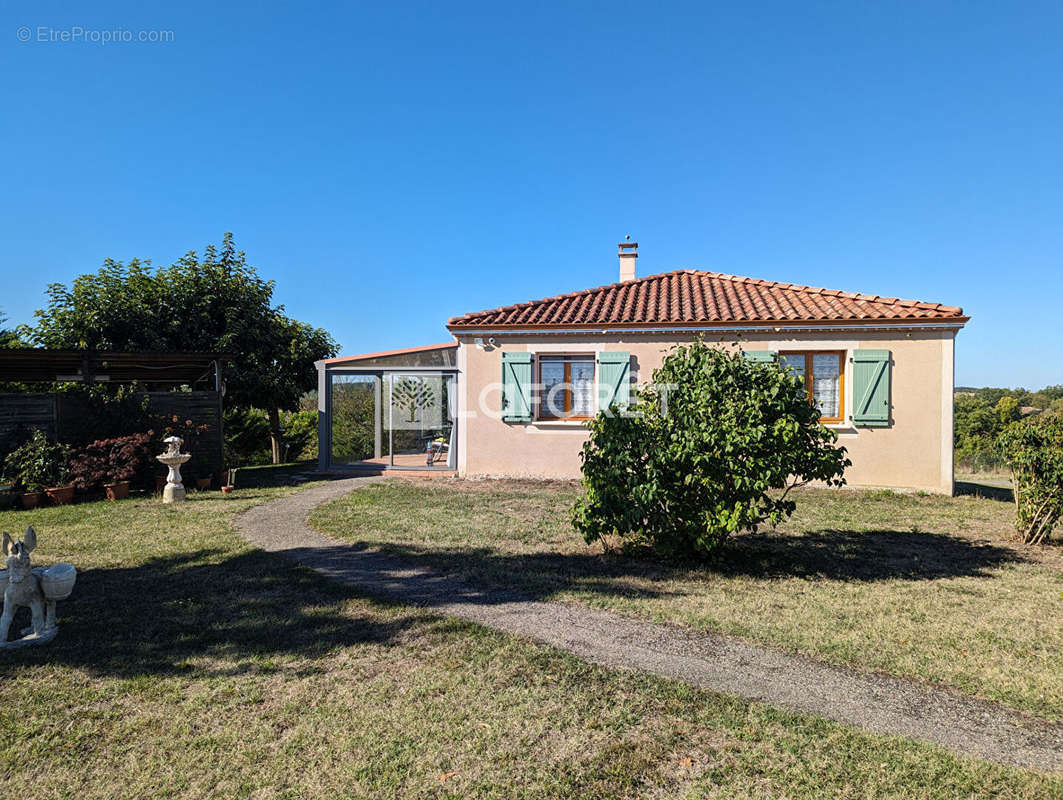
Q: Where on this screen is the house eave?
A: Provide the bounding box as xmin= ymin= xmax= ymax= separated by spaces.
xmin=446 ymin=318 xmax=969 ymax=336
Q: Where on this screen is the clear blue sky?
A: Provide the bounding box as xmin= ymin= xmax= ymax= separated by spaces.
xmin=2 ymin=1 xmax=1060 ymax=388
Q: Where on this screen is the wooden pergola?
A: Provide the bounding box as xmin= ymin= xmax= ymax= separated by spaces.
xmin=0 ymin=350 xmax=225 ymax=388
xmin=0 ymin=350 xmax=230 ymax=476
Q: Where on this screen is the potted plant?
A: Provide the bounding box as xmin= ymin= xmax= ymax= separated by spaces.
xmin=68 ymin=433 xmax=150 ymax=502
xmin=45 ymin=477 xmax=75 ymax=505
xmin=103 ymin=481 xmax=128 ymax=501
xmin=5 ymin=431 xmax=72 ymax=508
xmin=44 ymin=448 xmax=74 ymax=505
xmin=106 ymin=433 xmax=151 ymax=500
xmin=19 ymin=486 xmax=43 ymax=509
xmin=69 ymin=440 xmax=108 ymax=498
xmin=0 ymin=483 xmax=14 ymax=511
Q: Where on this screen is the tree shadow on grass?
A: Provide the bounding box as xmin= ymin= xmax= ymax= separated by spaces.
xmin=0 ymin=526 xmax=1025 ymax=678
xmin=955 ymin=480 xmax=1014 ymax=503
xmin=715 ymin=528 xmax=1024 ymax=581
xmin=295 ymin=525 xmax=1028 ymax=614
xmin=0 ymin=547 xmax=451 ymax=678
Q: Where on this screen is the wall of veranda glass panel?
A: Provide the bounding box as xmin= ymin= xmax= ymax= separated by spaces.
xmin=328 ymin=369 xmax=457 ymax=469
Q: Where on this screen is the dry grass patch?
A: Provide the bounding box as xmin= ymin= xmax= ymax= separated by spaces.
xmin=0 ymin=486 xmax=1059 ymax=797
xmin=311 ymin=479 xmax=1063 ymax=720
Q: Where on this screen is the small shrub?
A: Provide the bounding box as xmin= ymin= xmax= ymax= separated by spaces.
xmin=2 ymin=429 xmax=71 ymax=492
xmin=69 ymin=433 xmax=154 ymax=491
xmin=573 ymin=342 xmax=850 ymax=558
xmin=866 ymin=489 xmax=899 ymax=500
xmin=999 ymin=414 xmax=1063 ymax=545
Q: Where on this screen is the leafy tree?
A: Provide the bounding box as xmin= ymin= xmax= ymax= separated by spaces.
xmin=955 ymin=393 xmax=1016 ymax=471
xmin=330 ymin=380 xmax=376 ymax=463
xmin=0 ymin=312 xmax=25 ymax=349
xmin=952 ymin=386 xmax=1060 ymax=472
xmin=256 ymin=316 xmax=336 ymax=463
xmin=223 ymin=407 xmax=273 ymax=467
xmin=573 ymin=342 xmax=850 ymax=558
xmin=996 ymin=396 xmax=1021 ymax=426
xmin=30 ymin=234 xmax=337 ymax=462
xmin=225 ymin=407 xmax=318 ymax=466
xmin=999 ymin=414 xmax=1063 ymax=544
xmin=280 ymin=410 xmax=318 ymax=462
xmin=1028 ymin=385 xmax=1063 ymax=409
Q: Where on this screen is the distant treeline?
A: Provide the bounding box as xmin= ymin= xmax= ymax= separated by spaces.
xmin=955 ymin=385 xmax=1063 ymax=471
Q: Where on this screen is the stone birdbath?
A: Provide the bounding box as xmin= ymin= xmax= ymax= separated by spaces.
xmin=157 ymin=435 xmax=191 ymax=504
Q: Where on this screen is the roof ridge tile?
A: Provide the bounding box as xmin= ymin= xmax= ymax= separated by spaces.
xmin=446 ymin=268 xmax=966 ymax=328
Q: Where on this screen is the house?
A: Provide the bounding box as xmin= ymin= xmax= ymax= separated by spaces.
xmin=316 ymin=242 xmax=967 ymax=493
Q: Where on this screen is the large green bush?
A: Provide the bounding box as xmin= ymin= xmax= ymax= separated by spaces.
xmin=573 ymin=342 xmax=850 ymax=557
xmin=223 ymin=408 xmax=273 ymax=467
xmin=280 ymin=410 xmax=317 ymax=462
xmin=999 ymin=413 xmax=1063 ymax=545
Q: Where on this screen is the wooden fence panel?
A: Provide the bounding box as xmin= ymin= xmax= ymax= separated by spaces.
xmin=0 ymin=391 xmax=223 ymax=479
xmin=0 ymin=394 xmax=57 ymax=456
xmin=145 ymin=392 xmax=224 ymax=479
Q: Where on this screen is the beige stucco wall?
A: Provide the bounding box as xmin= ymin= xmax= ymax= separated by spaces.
xmin=454 ymin=328 xmax=957 ymax=494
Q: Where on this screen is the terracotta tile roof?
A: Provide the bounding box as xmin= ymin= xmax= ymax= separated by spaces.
xmin=447 ymin=270 xmax=967 ymax=329
xmin=324 ymin=342 xmax=456 ymax=365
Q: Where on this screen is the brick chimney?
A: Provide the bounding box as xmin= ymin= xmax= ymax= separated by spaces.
xmin=618 ymin=236 xmax=638 ymax=282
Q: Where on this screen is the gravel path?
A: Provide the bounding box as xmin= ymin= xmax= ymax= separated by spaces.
xmin=237 ymin=477 xmax=1063 ymax=773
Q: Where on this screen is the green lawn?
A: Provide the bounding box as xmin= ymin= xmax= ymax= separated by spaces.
xmin=1 ymin=488 xmax=1060 ymax=797
xmin=310 ymin=479 xmax=1063 ymax=722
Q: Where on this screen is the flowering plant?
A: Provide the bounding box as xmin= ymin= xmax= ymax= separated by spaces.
xmin=160 ymin=415 xmax=210 ymax=452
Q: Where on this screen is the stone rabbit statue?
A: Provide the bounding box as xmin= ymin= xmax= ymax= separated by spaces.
xmin=1 ymin=526 xmax=46 ymax=643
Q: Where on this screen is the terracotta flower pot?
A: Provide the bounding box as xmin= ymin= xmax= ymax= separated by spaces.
xmin=104 ymin=481 xmax=130 ymax=501
xmin=20 ymin=492 xmax=43 ymax=510
xmin=196 ymin=477 xmax=212 ymax=491
xmin=46 ymin=485 xmax=75 ymax=505
xmin=221 ymin=485 xmax=234 ymax=494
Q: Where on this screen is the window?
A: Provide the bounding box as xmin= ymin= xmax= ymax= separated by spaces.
xmin=538 ymin=355 xmax=595 ymax=419
xmin=779 ymin=351 xmax=845 ymax=424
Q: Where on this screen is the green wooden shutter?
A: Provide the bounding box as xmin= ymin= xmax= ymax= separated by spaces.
xmin=744 ymin=350 xmax=777 ymax=363
xmin=501 ymin=352 xmax=532 ymax=422
xmin=853 ymin=349 xmax=891 ymax=426
xmin=597 ymin=351 xmax=631 ymax=413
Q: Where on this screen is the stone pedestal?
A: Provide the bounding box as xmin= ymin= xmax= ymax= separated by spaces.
xmin=157 ymin=436 xmax=191 ymax=505
xmin=162 ymin=477 xmax=186 ymax=504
